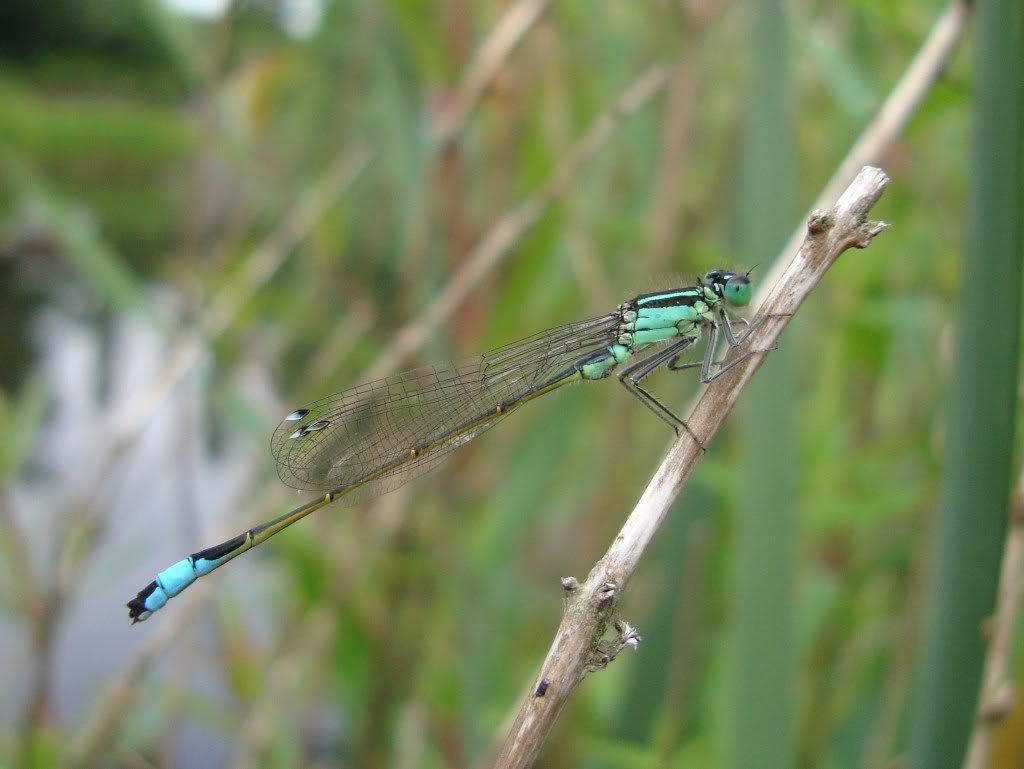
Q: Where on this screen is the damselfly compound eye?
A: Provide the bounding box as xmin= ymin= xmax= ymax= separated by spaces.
xmin=724 ymin=275 xmax=752 ymax=307
xmin=285 ymin=409 xmax=310 ymax=421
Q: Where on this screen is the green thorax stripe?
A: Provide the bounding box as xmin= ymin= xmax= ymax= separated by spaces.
xmin=634 ymin=288 xmax=702 ymax=308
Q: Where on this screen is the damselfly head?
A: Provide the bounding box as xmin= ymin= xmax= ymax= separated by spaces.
xmin=702 ymin=269 xmax=752 ymax=307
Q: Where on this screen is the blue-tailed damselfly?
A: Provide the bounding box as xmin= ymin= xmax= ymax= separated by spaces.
xmin=128 ymin=269 xmax=759 ymax=622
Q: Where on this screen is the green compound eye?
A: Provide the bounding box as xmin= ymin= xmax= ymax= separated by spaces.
xmin=724 ymin=276 xmax=752 ymax=306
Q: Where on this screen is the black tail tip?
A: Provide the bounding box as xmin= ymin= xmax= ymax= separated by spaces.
xmin=126 ymin=581 xmax=159 ymax=624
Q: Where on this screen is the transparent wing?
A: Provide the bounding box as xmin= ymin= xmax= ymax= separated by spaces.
xmin=271 ymin=313 xmax=620 ymax=503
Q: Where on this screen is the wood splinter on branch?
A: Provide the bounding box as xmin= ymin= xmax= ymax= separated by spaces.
xmin=493 ymin=165 xmax=890 ymax=769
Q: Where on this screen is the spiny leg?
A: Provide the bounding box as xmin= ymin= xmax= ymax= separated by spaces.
xmin=668 ymin=323 xmax=753 ymax=384
xmin=619 ymin=376 xmax=704 ymax=448
xmin=719 ymin=309 xmax=792 ymax=347
xmin=626 ymin=336 xmax=696 ymax=383
xmin=662 ymin=316 xmax=749 ymax=378
xmin=720 ymin=309 xmax=761 ymax=347
xmin=669 ymin=312 xmax=748 ymax=376
xmin=669 ymin=322 xmax=718 ymax=374
xmin=697 ymin=321 xmax=781 ymax=383
xmin=618 ymin=337 xmax=705 ymax=449
xmin=674 ymin=311 xmax=790 ymax=382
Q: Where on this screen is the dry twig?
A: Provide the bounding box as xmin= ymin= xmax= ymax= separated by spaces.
xmin=493 ymin=166 xmax=890 ymax=769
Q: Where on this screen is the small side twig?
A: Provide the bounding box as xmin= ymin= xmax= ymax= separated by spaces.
xmin=961 ymin=467 xmax=1024 ymax=769
xmin=493 ymin=166 xmax=890 ymax=769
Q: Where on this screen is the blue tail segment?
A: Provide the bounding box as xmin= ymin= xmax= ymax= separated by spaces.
xmin=127 ymin=532 xmax=251 ymax=622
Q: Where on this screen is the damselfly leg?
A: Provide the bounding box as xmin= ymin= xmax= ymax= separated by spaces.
xmin=618 ymin=336 xmax=703 ymax=445
xmin=670 ymin=311 xmax=786 ymax=382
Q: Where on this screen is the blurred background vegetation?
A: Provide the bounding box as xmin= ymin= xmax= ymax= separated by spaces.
xmin=0 ymin=0 xmax=1021 ymax=768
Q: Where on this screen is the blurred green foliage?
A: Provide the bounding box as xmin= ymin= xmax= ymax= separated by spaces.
xmin=0 ymin=1 xmax=1019 ymax=768
xmin=907 ymin=1 xmax=1023 ymax=767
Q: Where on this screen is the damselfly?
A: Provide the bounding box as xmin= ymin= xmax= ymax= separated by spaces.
xmin=128 ymin=269 xmax=760 ymax=622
